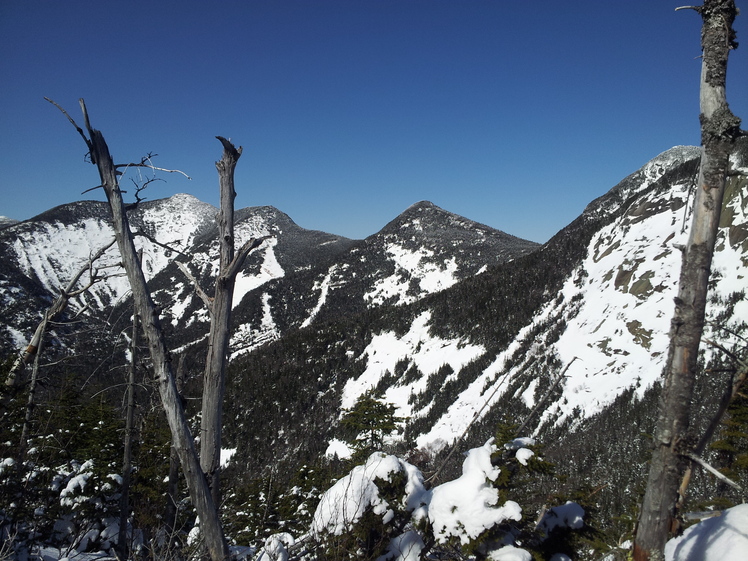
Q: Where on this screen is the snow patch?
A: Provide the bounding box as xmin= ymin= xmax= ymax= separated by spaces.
xmin=365 ymin=243 xmax=459 ymax=306
xmin=341 ymin=311 xmax=484 ymax=423
xmin=665 ymin=504 xmax=748 ymax=561
xmin=232 ymin=237 xmax=284 ymax=308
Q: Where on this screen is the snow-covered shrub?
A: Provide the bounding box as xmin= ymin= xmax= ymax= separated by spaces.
xmin=48 ymin=458 xmax=123 ymax=553
xmin=309 ymin=440 xmax=535 ymax=561
xmin=311 ymin=451 xmax=429 ymax=560
xmin=428 ymin=439 xmax=522 ymax=547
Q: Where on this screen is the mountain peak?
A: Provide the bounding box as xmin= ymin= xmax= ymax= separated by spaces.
xmin=582 ymin=145 xmax=702 ymax=219
xmin=381 ymin=200 xmax=480 ymax=234
xmin=378 ymin=200 xmax=538 ymax=250
xmin=405 ymin=200 xmax=439 ymax=211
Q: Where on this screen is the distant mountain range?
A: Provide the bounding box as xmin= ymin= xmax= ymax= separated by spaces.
xmin=1 ymin=140 xmax=746 ymax=522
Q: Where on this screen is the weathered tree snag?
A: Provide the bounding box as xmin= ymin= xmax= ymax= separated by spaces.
xmin=118 ymin=292 xmax=140 ymax=560
xmin=65 ymin=99 xmax=230 ymax=561
xmin=633 ymin=2 xmax=742 ymax=559
xmin=165 ymin=353 xmax=188 ymax=539
xmin=199 ymin=136 xmax=266 ymax=507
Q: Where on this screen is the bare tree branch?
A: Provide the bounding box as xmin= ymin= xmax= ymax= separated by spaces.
xmin=132 ymin=230 xmax=189 ymax=257
xmin=221 ymin=236 xmax=270 ymax=283
xmin=684 ymin=452 xmax=744 ymax=491
xmin=116 ymin=161 xmax=192 ymax=180
xmin=5 ymin=238 xmax=116 ymax=386
xmin=175 ymin=261 xmax=214 ymax=315
xmin=45 ymin=97 xmax=92 ymax=152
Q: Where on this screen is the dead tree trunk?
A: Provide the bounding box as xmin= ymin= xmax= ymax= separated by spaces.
xmin=66 ymin=99 xmax=230 ymax=561
xmin=633 ymin=2 xmax=742 ymax=559
xmin=199 ymin=137 xmax=266 ymax=507
xmin=118 ymin=302 xmax=139 ymax=560
xmin=165 ymin=353 xmax=187 ymax=539
xmin=200 ymin=137 xmax=241 ymax=507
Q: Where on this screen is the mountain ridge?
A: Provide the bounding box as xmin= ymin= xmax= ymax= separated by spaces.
xmin=0 ymin=191 xmax=537 ymax=358
xmin=1 ymin=142 xmax=746 ymax=531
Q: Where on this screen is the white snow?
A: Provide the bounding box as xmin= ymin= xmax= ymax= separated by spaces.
xmin=232 ymin=237 xmax=284 ymax=308
xmin=311 ymin=452 xmax=429 ymax=537
xmin=429 ymin=439 xmax=522 ymax=545
xmin=301 ymin=264 xmax=342 ymax=328
xmin=488 ymin=545 xmax=532 ymax=561
xmin=169 ymin=288 xmax=192 ymax=327
xmin=3 ymin=325 xmax=27 ymax=348
xmin=220 ymin=448 xmax=236 ymax=467
xmin=539 ymin=501 xmax=585 ymax=533
xmin=515 ymin=448 xmax=534 ymax=466
xmin=231 ymin=292 xmax=280 ymax=358
xmin=341 ymin=311 xmax=484 ymax=422
xmin=324 ymin=437 xmax=354 ymax=460
xmin=505 ymin=437 xmax=535 ymax=450
xmin=365 ymin=243 xmax=459 ymax=306
xmin=665 ymin=504 xmax=748 ymax=561
xmin=377 ymin=530 xmax=425 ymax=561
xmin=260 ymin=532 xmax=294 ymax=561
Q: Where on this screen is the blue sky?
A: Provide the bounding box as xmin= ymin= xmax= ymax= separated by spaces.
xmin=1 ymin=1 xmax=746 ymax=243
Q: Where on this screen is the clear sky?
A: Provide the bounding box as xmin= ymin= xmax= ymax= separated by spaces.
xmin=1 ymin=1 xmax=746 ymax=243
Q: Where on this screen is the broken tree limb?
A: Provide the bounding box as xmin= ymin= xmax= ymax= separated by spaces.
xmin=175 ymin=261 xmax=215 ymax=314
xmin=684 ymin=452 xmax=744 ymax=491
xmin=221 ymin=236 xmax=270 ymax=284
xmin=5 ymin=238 xmax=116 ymax=386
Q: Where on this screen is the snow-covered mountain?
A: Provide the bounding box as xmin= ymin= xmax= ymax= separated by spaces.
xmin=221 ymin=141 xmax=748 ymax=506
xmin=0 ymin=194 xmax=215 ymax=351
xmin=0 ymin=192 xmax=537 ymax=359
xmin=0 ymin=216 xmax=18 ymax=230
xmin=1 ymin=141 xmax=746 ymax=524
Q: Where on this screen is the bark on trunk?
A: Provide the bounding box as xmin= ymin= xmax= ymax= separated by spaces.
xmin=633 ymin=2 xmax=741 ymax=559
xmin=78 ymin=100 xmax=230 ymax=561
xmin=118 ymin=306 xmax=139 ymax=559
xmin=199 ymin=137 xmax=266 ymax=508
xmin=199 ymin=137 xmax=241 ymax=508
xmin=165 ymin=354 xmax=187 ymax=538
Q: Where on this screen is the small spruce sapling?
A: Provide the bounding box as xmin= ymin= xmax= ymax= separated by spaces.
xmin=340 ymin=390 xmax=404 ymax=464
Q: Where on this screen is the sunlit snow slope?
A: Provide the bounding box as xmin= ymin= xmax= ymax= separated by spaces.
xmin=334 ymin=145 xmax=748 ymax=452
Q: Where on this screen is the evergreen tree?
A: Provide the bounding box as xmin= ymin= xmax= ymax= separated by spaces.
xmin=340 ymin=390 xmax=404 ymax=463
